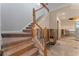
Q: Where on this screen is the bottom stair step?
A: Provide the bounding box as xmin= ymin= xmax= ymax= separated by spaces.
xmin=3 ymin=41 xmax=34 ymax=56
xmin=21 ymin=48 xmax=38 ymax=56
xmin=3 ymin=38 xmax=32 ymax=51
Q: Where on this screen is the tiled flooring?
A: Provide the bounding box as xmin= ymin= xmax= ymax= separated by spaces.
xmin=48 ymin=36 xmax=79 ymax=56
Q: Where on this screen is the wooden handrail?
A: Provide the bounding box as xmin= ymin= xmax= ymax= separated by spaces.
xmin=40 ymin=3 xmax=49 ymax=12
xmin=34 ymin=3 xmax=49 ymax=12
xmin=35 ymin=6 xmax=43 ymax=12
xmin=35 ymin=3 xmax=49 ymax=12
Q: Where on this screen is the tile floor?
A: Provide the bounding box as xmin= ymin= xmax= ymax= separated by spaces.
xmin=48 ymin=36 xmax=79 ymax=56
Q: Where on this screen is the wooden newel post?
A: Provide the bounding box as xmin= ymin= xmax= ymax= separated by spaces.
xmin=44 ymin=46 xmax=48 ymax=56
xmin=43 ymin=27 xmax=48 ymax=56
xmin=33 ymin=8 xmax=36 ymax=24
xmin=32 ymin=8 xmax=36 ymax=38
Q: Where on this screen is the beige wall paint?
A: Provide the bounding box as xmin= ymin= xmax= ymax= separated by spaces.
xmin=57 ymin=5 xmax=79 ymax=39
xmin=38 ymin=14 xmax=50 ymax=29
xmin=55 ymin=5 xmax=79 ymax=31
xmin=48 ymin=5 xmax=79 ymax=39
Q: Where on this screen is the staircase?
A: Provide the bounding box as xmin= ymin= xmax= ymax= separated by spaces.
xmin=1 ymin=23 xmax=40 ymax=56
xmin=1 ymin=3 xmax=50 ymax=56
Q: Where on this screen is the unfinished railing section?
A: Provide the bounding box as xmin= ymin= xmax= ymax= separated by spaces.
xmin=32 ymin=3 xmax=49 ymax=56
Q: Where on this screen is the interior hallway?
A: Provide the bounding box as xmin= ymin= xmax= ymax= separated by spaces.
xmin=48 ymin=36 xmax=79 ymax=56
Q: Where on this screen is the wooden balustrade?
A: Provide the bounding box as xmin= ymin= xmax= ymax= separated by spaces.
xmin=32 ymin=3 xmax=49 ymax=56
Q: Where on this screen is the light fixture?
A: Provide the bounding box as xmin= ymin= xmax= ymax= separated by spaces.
xmin=69 ymin=18 xmax=74 ymax=20
xmin=69 ymin=16 xmax=79 ymax=22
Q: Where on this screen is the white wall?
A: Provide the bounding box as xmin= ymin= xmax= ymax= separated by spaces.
xmin=38 ymin=14 xmax=49 ymax=29
xmin=1 ymin=3 xmax=47 ymax=32
xmin=49 ymin=10 xmax=58 ymax=29
xmin=48 ymin=3 xmax=70 ymax=29
xmin=0 ymin=4 xmax=1 ymax=50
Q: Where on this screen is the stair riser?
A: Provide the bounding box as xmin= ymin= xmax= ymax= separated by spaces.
xmin=29 ymin=25 xmax=32 ymax=27
xmin=10 ymin=44 xmax=34 ymax=56
xmin=28 ymin=26 xmax=32 ymax=28
xmin=2 ymin=34 xmax=32 ymax=38
xmin=26 ymin=27 xmax=32 ymax=29
xmin=23 ymin=30 xmax=32 ymax=32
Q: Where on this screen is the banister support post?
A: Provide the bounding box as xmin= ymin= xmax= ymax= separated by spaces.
xmin=43 ymin=27 xmax=48 ymax=56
